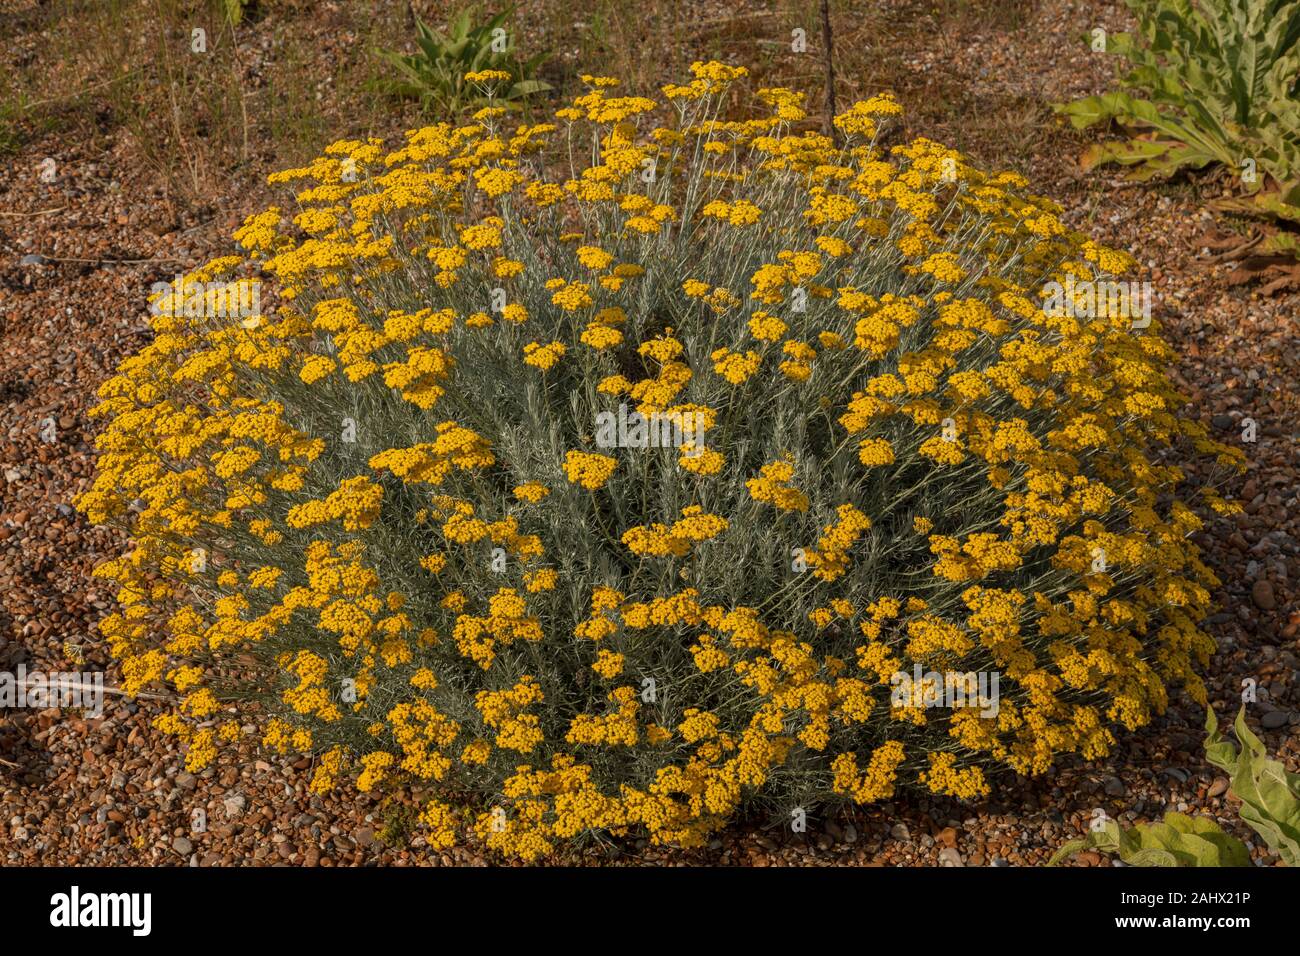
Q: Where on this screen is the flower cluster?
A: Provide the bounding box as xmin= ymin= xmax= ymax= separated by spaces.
xmin=79 ymin=61 xmax=1244 ymax=861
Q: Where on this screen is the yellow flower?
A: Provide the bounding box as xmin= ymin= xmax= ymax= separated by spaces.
xmin=523 ymin=340 xmax=566 ymax=371
xmin=563 ymin=451 xmax=617 ymax=490
xmin=710 ymin=347 xmax=761 ymax=385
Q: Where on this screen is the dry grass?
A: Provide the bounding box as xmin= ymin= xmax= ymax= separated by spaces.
xmin=3 ymin=0 xmax=1062 ymax=209
xmin=0 ymin=0 xmax=418 ymax=208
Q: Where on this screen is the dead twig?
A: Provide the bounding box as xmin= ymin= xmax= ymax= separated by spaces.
xmin=821 ymin=0 xmax=840 ymax=147
xmin=0 ymin=208 xmax=66 ymax=218
xmin=30 ymin=254 xmax=188 ymax=266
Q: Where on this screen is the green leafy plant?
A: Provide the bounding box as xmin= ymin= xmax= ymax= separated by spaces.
xmin=1205 ymin=706 xmax=1300 ymax=865
xmin=1056 ymin=0 xmax=1300 ymax=276
xmin=222 ymin=0 xmax=256 ymax=25
xmin=1051 ymin=706 xmax=1299 ymax=866
xmin=1056 ymin=0 xmax=1300 ymax=195
xmin=374 ymin=7 xmax=551 ymax=115
xmin=1048 ymin=811 xmax=1251 ymax=867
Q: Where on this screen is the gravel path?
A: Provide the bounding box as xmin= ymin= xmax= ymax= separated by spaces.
xmin=1 ymin=0 xmax=1294 ymax=866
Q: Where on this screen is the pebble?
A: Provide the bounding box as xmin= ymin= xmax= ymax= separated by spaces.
xmin=1261 ymin=710 xmax=1290 ymax=729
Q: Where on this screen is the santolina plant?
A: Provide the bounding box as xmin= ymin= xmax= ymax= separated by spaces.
xmin=78 ymin=62 xmax=1245 ymax=860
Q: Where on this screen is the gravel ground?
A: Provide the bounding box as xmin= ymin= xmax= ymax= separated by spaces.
xmin=0 ymin=0 xmax=1295 ymax=866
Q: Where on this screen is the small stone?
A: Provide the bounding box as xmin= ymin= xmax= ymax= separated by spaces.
xmin=175 ymin=772 xmax=196 ymax=790
xmin=990 ymin=857 xmax=1009 ymax=867
xmin=938 ymin=847 xmax=963 ymax=867
xmin=939 ymin=826 xmax=958 ymax=847
xmin=222 ymin=794 xmax=246 ymax=818
xmin=1102 ymin=776 xmax=1125 ymax=797
xmin=172 ymin=836 xmax=193 ymax=855
xmin=1252 ymin=580 xmax=1277 ymax=611
xmin=889 ymin=823 xmax=909 ymax=842
xmin=1208 ymin=777 xmax=1230 ymax=798
xmin=1261 ymin=710 xmax=1289 ymax=730
xmin=354 ymin=827 xmax=374 ymax=847
xmin=19 ymin=254 xmax=47 ymax=266
xmin=1211 ymin=414 xmax=1234 ymax=430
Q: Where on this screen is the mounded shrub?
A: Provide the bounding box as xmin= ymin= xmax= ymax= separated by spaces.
xmin=79 ymin=62 xmax=1244 ymax=859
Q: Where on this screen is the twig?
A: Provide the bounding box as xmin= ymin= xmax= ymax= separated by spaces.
xmin=1205 ymin=231 xmax=1264 ymax=263
xmin=821 ymin=0 xmax=840 ymax=147
xmin=681 ymin=11 xmax=779 ymax=30
xmin=13 ymin=70 xmax=143 ymax=113
xmin=0 ymin=208 xmax=66 ymax=218
xmin=30 ymin=254 xmax=188 ymax=266
xmin=18 ymin=676 xmax=175 ymax=702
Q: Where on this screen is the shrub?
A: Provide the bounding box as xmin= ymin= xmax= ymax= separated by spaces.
xmin=79 ymin=61 xmax=1244 ymax=859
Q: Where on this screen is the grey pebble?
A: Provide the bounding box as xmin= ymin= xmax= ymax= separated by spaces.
xmin=1261 ymin=710 xmax=1290 ymax=730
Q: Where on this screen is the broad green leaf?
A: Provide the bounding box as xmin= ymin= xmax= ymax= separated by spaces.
xmin=1205 ymin=706 xmax=1300 ymax=865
